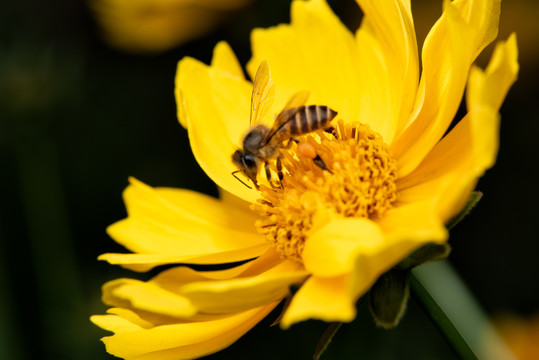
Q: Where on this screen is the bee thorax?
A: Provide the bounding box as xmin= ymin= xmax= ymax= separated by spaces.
xmin=243 ymin=124 xmax=269 ymax=154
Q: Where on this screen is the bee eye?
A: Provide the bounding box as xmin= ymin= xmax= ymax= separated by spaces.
xmin=242 ymin=154 xmax=257 ymax=169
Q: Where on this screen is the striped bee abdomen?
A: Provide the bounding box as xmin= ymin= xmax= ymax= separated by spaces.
xmin=289 ymin=105 xmax=338 ymax=135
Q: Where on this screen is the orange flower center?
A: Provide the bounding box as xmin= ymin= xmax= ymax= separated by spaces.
xmin=252 ymin=120 xmax=398 ymax=263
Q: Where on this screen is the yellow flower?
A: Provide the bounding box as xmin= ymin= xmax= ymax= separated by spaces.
xmin=89 ymin=0 xmax=250 ymax=53
xmin=91 ymin=0 xmax=518 ymax=358
xmin=493 ymin=313 xmax=539 ymax=360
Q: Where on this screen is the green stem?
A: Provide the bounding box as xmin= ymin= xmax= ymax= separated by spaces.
xmin=410 ymin=261 xmax=515 ymax=360
xmin=313 ymin=322 xmax=342 ymax=360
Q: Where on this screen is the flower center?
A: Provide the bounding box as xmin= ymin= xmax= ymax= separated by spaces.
xmin=251 ymin=120 xmax=398 ymax=263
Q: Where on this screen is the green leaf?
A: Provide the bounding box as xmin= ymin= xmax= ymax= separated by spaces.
xmin=446 ymin=191 xmax=483 ymax=230
xmin=411 ymin=261 xmax=516 ymax=360
xmin=396 ymin=243 xmax=451 ymax=270
xmin=313 ymin=322 xmax=342 ymax=360
xmin=368 ymin=269 xmax=410 ymax=329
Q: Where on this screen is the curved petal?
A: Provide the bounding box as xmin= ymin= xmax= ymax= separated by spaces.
xmin=295 ymin=204 xmax=446 ymax=329
xmin=106 ymin=178 xmax=266 ymax=263
xmin=176 ymin=41 xmax=243 ymax=129
xmin=180 ymin=259 xmax=308 ymax=313
xmin=99 ymin=250 xmax=283 ymax=323
xmin=218 ymin=186 xmax=254 ymax=213
xmin=248 ymin=0 xmax=362 ymax=131
xmin=93 ymin=303 xmax=278 ymax=360
xmin=398 ymin=171 xmax=475 ymax=226
xmin=98 ymin=244 xmax=268 ymax=272
xmin=391 ymin=0 xmax=502 ymax=177
xmin=175 ymin=55 xmax=260 ymax=202
xmin=341 ymin=200 xmax=448 ymax=308
xmin=302 ymin=218 xmax=385 ymax=277
xmin=102 ymin=278 xmax=197 ymax=319
xmin=378 ymin=200 xmax=448 ymax=245
xmin=91 ymin=308 xmax=152 ymax=331
xmin=452 ymin=0 xmax=501 ymax=58
xmin=280 ymin=275 xmax=356 ymax=328
xmin=210 ymin=41 xmax=245 ymax=79
xmin=354 ymin=0 xmax=419 ymax=143
xmin=397 ymin=34 xmax=518 ymax=222
xmin=466 ymin=33 xmax=519 ymax=126
xmin=304 ymin=203 xmax=446 ymax=278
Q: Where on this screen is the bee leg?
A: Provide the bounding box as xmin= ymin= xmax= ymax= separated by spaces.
xmin=284 ymin=137 xmax=300 ymax=149
xmin=264 ymin=162 xmax=272 ymax=182
xmin=251 ymin=178 xmax=260 ymax=190
xmin=265 ymin=160 xmax=283 ymax=189
xmin=264 ymin=162 xmax=278 ymax=189
xmin=276 ymin=156 xmax=284 ymax=185
xmin=324 ymin=126 xmax=338 ymax=139
xmin=313 ymin=155 xmax=333 ymax=174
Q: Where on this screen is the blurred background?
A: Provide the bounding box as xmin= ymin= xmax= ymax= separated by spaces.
xmin=1 ymin=0 xmax=537 ymax=359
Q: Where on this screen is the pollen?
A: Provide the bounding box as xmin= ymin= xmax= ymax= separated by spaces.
xmin=251 ymin=120 xmax=398 ymax=263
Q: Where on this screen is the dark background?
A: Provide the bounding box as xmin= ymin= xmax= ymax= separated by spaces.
xmin=1 ymin=0 xmax=537 ymax=359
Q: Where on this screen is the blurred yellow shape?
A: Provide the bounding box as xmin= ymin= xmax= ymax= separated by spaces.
xmin=90 ymin=0 xmax=250 ymax=53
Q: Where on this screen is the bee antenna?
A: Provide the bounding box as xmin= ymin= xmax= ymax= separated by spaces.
xmin=232 ymin=170 xmax=253 ymax=189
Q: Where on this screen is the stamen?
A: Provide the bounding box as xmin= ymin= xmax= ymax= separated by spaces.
xmin=251 ymin=120 xmax=398 ymax=263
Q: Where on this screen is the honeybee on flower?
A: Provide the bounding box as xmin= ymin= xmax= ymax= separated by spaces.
xmin=92 ymin=0 xmax=518 ymax=359
xmin=232 ymin=60 xmax=338 ymax=189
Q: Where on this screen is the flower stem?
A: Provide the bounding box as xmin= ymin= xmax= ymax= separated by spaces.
xmin=410 ymin=260 xmax=515 ymax=360
xmin=313 ymin=322 xmax=342 ymax=360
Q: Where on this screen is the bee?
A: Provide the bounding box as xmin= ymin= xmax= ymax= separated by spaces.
xmin=232 ymin=60 xmax=338 ymax=189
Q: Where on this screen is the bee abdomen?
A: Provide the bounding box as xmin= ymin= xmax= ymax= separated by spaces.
xmin=290 ymin=105 xmax=338 ymax=135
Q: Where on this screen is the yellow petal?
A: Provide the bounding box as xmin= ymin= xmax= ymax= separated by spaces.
xmin=106 ymin=178 xmax=266 ymax=262
xmin=175 ymin=55 xmax=260 ymax=202
xmin=297 ymin=203 xmax=446 ymax=329
xmin=452 ymin=0 xmax=501 ymax=58
xmin=97 ymin=252 xmax=282 ymax=329
xmin=280 ymin=275 xmax=356 ymax=328
xmin=248 ymin=0 xmax=361 ymax=131
xmin=218 ymin=186 xmax=254 ymax=212
xmin=392 ymin=0 xmax=502 ymax=177
xmin=126 ymin=178 xmax=256 ymax=231
xmin=354 ymin=0 xmax=419 ymax=142
xmin=98 ymin=303 xmax=278 ymax=360
xmin=210 ymin=41 xmax=245 ymax=79
xmin=378 ymin=200 xmax=448 ymax=245
xmin=175 ymin=41 xmax=244 ymax=129
xmin=345 ymin=201 xmax=447 ymax=304
xmin=106 ymin=308 xmax=154 ymax=328
xmin=98 ymin=244 xmax=268 ymax=272
xmin=397 ymin=34 xmax=518 ymax=222
xmin=302 ymin=218 xmax=385 ymax=277
xmin=180 ymin=259 xmax=308 ymax=313
xmin=466 ymin=33 xmax=519 ymax=142
xmin=102 ymin=278 xmax=197 ymax=319
xmin=103 ymin=248 xmax=292 ymax=313
xmin=91 ymin=310 xmax=148 ymax=333
xmin=397 ymin=157 xmax=477 ymax=224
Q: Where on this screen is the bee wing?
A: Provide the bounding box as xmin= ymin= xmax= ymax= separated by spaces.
xmin=281 ymin=90 xmax=309 ymax=112
xmin=250 ymin=60 xmax=275 ymax=126
xmin=266 ymin=90 xmax=310 ymax=140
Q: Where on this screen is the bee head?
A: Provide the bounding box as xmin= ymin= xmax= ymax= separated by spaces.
xmin=232 ymin=150 xmax=259 ymax=182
